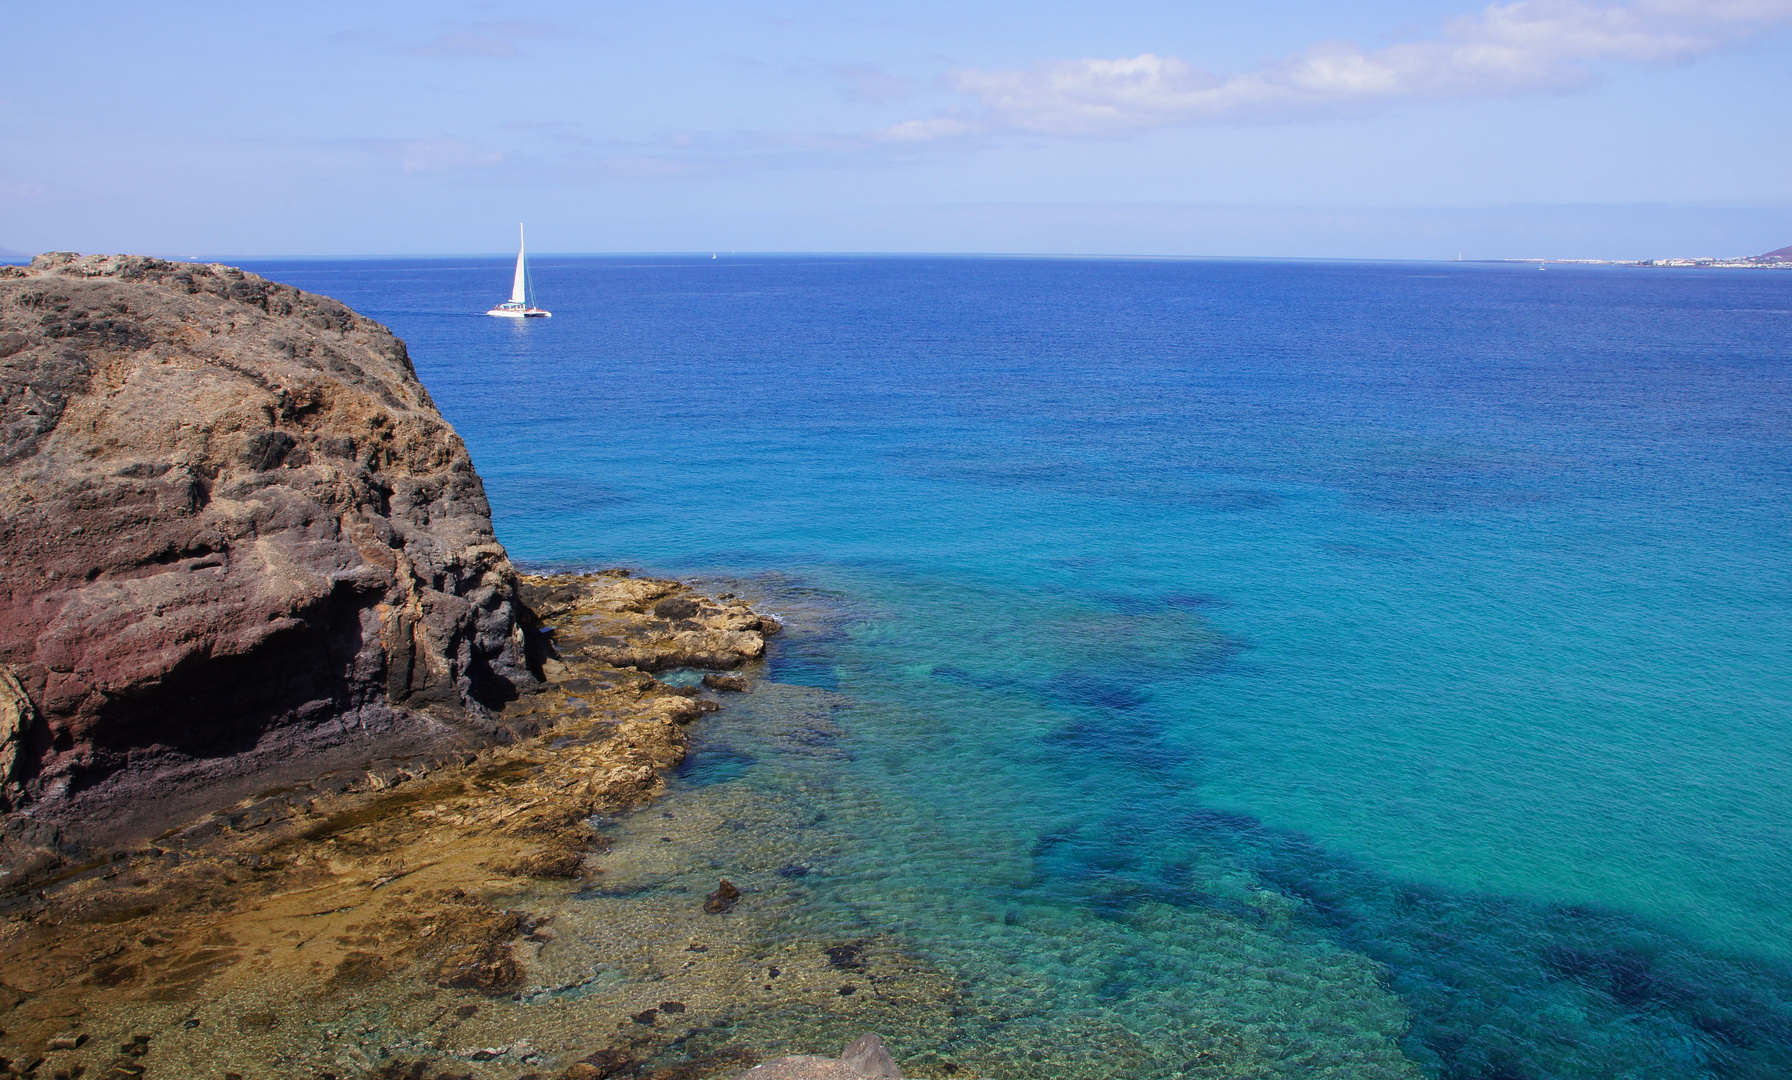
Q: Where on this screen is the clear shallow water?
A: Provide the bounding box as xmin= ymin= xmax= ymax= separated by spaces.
xmin=244 ymin=255 xmax=1792 ymax=1077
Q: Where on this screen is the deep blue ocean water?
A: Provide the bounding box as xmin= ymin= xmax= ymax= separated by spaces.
xmin=242 ymin=255 xmax=1792 ymax=1078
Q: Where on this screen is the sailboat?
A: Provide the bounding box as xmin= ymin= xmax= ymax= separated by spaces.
xmin=487 ymin=224 xmax=551 ymax=318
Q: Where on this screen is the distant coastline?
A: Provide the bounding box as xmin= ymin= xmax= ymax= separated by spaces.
xmin=1484 ymin=244 xmax=1792 ymax=269
xmin=5 ymin=246 xmax=1788 ymax=269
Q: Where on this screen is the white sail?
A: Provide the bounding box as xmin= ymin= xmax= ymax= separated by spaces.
xmin=487 ymin=223 xmax=550 ymax=317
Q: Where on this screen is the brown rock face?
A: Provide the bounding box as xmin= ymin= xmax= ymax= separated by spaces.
xmin=0 ymin=252 xmax=536 ymax=842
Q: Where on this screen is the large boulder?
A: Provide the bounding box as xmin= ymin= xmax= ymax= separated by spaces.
xmin=0 ymin=253 xmax=537 ymax=843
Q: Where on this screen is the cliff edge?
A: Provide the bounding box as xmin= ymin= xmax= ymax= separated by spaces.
xmin=0 ymin=253 xmax=536 ymax=845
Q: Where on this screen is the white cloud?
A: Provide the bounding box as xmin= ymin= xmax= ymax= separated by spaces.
xmin=879 ymin=0 xmax=1792 ymax=139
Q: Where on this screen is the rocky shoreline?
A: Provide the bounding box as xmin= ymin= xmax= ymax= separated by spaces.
xmin=0 ymin=570 xmax=971 ymax=1080
xmin=0 ymin=254 xmax=966 ymax=1080
xmin=0 ymin=569 xmax=869 ymax=1080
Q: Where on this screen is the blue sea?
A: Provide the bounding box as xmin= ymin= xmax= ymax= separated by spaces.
xmin=242 ymin=254 xmax=1792 ymax=1079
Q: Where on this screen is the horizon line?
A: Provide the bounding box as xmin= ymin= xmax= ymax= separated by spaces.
xmin=4 ymin=250 xmax=1777 ymax=266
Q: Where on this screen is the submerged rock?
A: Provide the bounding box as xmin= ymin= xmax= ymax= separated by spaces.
xmin=0 ymin=254 xmax=540 ymax=846
xmin=734 ymin=1058 xmax=865 ymax=1080
xmin=735 ymin=1032 xmax=905 ymax=1080
xmin=824 ymin=944 xmax=867 ymax=970
xmin=704 ymin=878 xmax=742 ymax=913
xmin=840 ymin=1033 xmax=901 ymax=1078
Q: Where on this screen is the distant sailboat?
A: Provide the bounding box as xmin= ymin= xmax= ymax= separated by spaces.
xmin=487 ymin=224 xmax=550 ymax=318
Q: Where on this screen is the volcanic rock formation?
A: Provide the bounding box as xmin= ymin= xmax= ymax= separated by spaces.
xmin=0 ymin=253 xmax=536 ymax=843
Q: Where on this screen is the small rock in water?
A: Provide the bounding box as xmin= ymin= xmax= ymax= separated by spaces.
xmin=702 ymin=673 xmax=748 ymax=692
xmin=631 ymin=1008 xmax=659 ymax=1025
xmin=47 ymin=1032 xmax=85 ymax=1050
xmin=840 ymin=1032 xmax=902 ymax=1078
xmin=824 ymin=944 xmax=865 ymax=970
xmin=704 ymin=879 xmax=741 ymax=913
xmin=659 ymin=1000 xmax=686 ymax=1013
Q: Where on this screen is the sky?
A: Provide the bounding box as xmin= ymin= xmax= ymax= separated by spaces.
xmin=3 ymin=0 xmax=1789 ymax=259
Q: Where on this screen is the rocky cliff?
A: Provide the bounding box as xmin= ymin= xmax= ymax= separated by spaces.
xmin=0 ymin=252 xmax=537 ymax=844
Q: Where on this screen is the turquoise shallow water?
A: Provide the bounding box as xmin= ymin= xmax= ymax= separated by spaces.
xmin=245 ymin=255 xmax=1792 ymax=1077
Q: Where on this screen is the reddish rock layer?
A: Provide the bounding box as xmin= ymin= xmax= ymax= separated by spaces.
xmin=0 ymin=252 xmax=536 ymax=843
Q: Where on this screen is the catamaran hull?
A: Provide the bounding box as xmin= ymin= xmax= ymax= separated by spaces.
xmin=486 ymin=308 xmax=551 ymax=318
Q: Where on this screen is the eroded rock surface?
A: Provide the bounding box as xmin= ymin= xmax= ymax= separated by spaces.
xmin=0 ymin=574 xmax=962 ymax=1080
xmin=0 ymin=253 xmax=535 ymax=844
xmin=522 ymin=571 xmax=781 ymax=673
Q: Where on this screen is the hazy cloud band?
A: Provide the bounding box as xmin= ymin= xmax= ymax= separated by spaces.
xmin=877 ymin=0 xmax=1792 ymax=139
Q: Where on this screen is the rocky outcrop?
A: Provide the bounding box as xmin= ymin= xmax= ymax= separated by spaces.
xmin=520 ymin=570 xmax=780 ymax=672
xmin=0 ymin=253 xmax=536 ymax=842
xmin=0 ymin=574 xmax=816 ymax=1079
